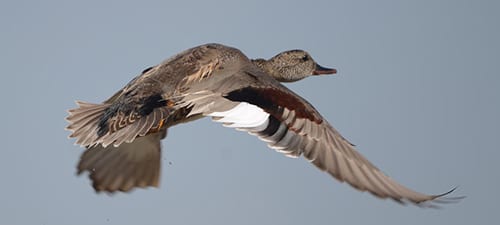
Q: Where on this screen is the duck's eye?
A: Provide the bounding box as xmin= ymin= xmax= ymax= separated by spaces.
xmin=301 ymin=55 xmax=309 ymax=61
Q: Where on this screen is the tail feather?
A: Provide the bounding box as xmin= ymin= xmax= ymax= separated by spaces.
xmin=66 ymin=101 xmax=110 ymax=147
xmin=67 ymin=100 xmax=170 ymax=148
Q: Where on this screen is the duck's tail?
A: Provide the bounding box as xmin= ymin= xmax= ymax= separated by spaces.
xmin=66 ymin=101 xmax=111 ymax=147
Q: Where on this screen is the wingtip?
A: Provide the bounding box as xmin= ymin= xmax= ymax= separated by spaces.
xmin=410 ymin=186 xmax=465 ymax=208
xmin=430 ymin=186 xmax=466 ymax=204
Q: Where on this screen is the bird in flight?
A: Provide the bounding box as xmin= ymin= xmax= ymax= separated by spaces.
xmin=66 ymin=43 xmax=460 ymax=207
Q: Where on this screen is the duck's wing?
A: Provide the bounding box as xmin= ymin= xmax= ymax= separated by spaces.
xmin=76 ymin=129 xmax=165 ymax=192
xmin=187 ymin=67 xmax=459 ymax=206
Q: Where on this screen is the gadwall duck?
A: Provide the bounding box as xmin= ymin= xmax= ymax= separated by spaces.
xmin=66 ymin=43 xmax=460 ymax=206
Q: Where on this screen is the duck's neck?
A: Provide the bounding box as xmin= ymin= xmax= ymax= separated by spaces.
xmin=251 ymin=58 xmax=269 ymax=72
xmin=251 ymin=58 xmax=299 ymax=82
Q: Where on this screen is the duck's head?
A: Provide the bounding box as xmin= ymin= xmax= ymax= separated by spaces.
xmin=252 ymin=50 xmax=337 ymax=82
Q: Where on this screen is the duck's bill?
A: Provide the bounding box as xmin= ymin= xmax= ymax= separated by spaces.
xmin=313 ymin=64 xmax=337 ymax=75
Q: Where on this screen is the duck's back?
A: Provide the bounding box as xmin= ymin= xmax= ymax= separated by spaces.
xmin=114 ymin=43 xmax=235 ymax=100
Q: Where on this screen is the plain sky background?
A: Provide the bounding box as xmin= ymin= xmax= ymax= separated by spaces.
xmin=1 ymin=0 xmax=498 ymax=224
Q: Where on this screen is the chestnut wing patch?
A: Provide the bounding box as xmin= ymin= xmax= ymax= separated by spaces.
xmin=225 ymin=87 xmax=322 ymax=124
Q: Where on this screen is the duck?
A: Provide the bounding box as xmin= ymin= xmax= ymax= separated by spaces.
xmin=66 ymin=43 xmax=459 ymax=206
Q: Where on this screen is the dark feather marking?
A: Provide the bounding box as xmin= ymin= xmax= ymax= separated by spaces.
xmin=138 ymin=94 xmax=167 ymax=116
xmin=141 ymin=66 xmax=154 ymax=74
xmin=225 ymin=87 xmax=322 ymax=123
xmin=97 ymin=104 xmax=121 ymax=137
xmin=258 ymin=116 xmax=280 ymax=137
xmin=97 ymin=94 xmax=167 ymax=137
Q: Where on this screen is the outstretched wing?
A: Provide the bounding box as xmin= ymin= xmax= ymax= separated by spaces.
xmin=188 ymin=68 xmax=457 ymax=206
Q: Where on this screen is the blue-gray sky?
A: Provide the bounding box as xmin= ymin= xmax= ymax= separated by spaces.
xmin=1 ymin=0 xmax=498 ymax=224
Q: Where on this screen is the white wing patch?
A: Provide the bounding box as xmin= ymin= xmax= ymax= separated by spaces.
xmin=209 ymin=102 xmax=269 ymax=132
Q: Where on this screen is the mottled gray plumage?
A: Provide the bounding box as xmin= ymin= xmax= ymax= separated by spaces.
xmin=66 ymin=43 xmax=460 ymax=206
xmin=252 ymin=49 xmax=337 ymax=82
